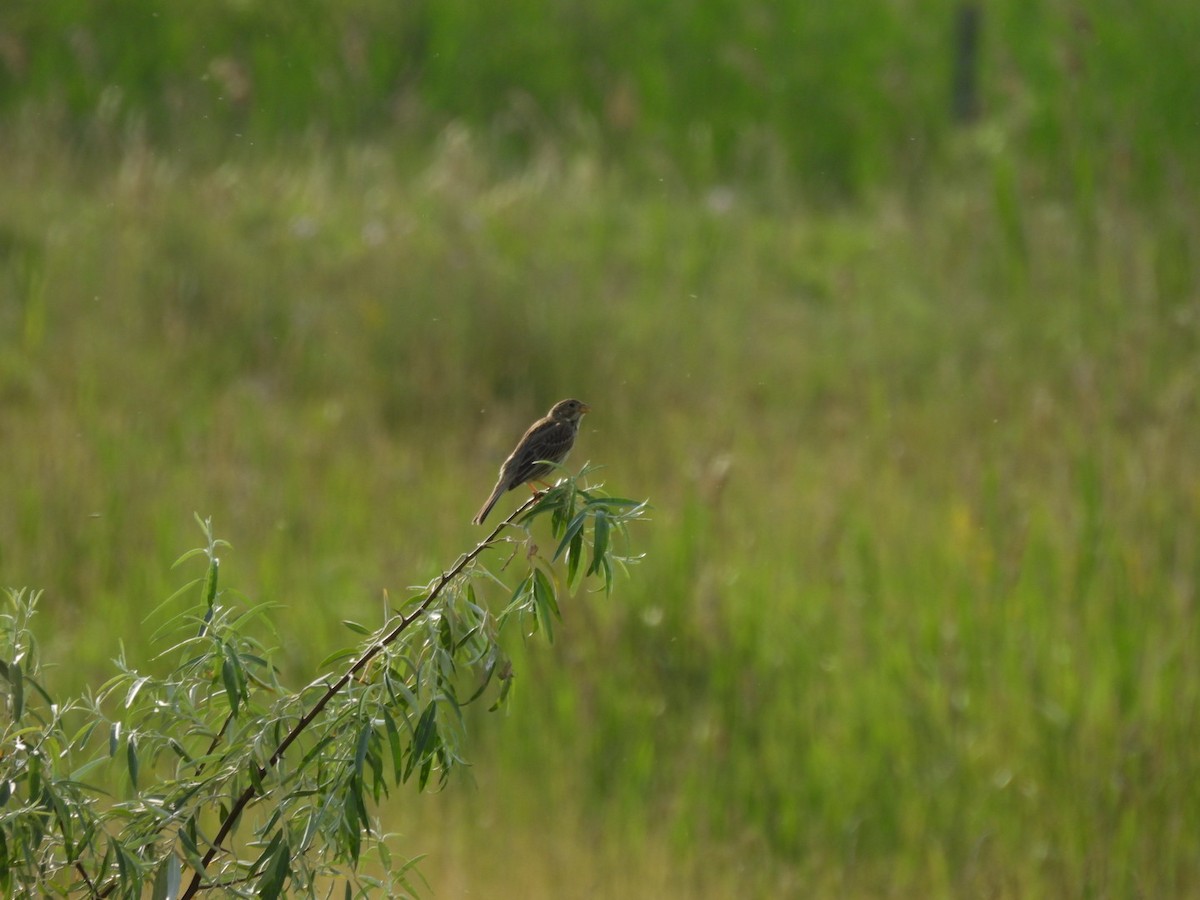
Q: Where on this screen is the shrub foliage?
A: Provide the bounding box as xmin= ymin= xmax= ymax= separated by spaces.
xmin=0 ymin=470 xmax=645 ymax=898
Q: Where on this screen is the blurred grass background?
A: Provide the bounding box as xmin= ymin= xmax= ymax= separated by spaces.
xmin=2 ymin=1 xmax=1199 ymax=896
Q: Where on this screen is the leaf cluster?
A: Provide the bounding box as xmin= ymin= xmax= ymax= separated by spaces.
xmin=0 ymin=468 xmax=645 ymax=898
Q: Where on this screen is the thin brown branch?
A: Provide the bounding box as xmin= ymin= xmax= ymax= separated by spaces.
xmin=179 ymin=497 xmax=537 ymax=899
xmin=74 ymin=860 xmax=99 ymax=897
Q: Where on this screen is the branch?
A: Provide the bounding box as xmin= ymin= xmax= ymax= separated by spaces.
xmin=179 ymin=495 xmax=538 ymax=899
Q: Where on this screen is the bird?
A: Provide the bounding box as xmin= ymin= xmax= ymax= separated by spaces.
xmin=473 ymin=398 xmax=591 ymax=525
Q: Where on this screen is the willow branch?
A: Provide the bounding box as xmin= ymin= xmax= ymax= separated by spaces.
xmin=179 ymin=495 xmax=536 ymax=899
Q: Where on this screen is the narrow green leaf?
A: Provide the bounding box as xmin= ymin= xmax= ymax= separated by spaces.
xmin=23 ymin=672 xmax=54 ymax=707
xmin=179 ymin=818 xmax=207 ymax=877
xmin=152 ymin=853 xmax=181 ymax=900
xmin=413 ymin=702 xmax=438 ymax=759
xmin=70 ymin=719 xmax=99 ymax=752
xmin=383 ymin=709 xmax=404 ymax=783
xmin=239 ymin=652 xmax=272 ymax=671
xmin=163 ymin=780 xmax=206 ymax=814
xmin=299 ymin=813 xmax=320 ymax=852
xmin=124 ymin=675 xmax=151 ymax=709
xmin=170 ymin=548 xmax=208 ymax=569
xmin=221 ymin=653 xmax=240 ymax=717
xmin=166 ymin=853 xmax=182 ymax=900
xmin=354 ymin=723 xmax=372 ymax=777
xmin=319 ymin=647 xmax=359 ymax=668
xmin=254 ymin=831 xmax=289 ymax=900
xmin=248 ymin=758 xmax=265 ymax=793
xmin=396 ymin=591 xmax=427 ymax=611
xmin=68 ymin=757 xmax=107 ymax=783
xmin=0 ymin=828 xmax=9 ymax=894
xmin=567 ymin=527 xmax=584 ymax=588
xmin=383 ymin=667 xmax=419 ymax=715
xmin=252 ymin=829 xmax=284 ymax=874
xmin=355 ymin=788 xmax=373 ymax=834
xmin=499 ymin=573 xmax=535 ymax=619
xmin=28 ymin=754 xmax=43 ymax=798
xmin=453 ymin=622 xmax=485 ymax=657
xmin=488 ymin=661 xmax=515 ymax=711
xmin=466 ymin=652 xmax=498 ymax=704
xmin=590 ymin=496 xmax=645 ymax=510
xmin=43 ymin=783 xmax=72 ymax=851
xmin=344 ymin=792 xmax=363 ymax=862
xmin=112 ymin=837 xmax=130 ymax=883
xmin=588 ymin=510 xmax=610 ymax=576
xmin=564 ymin=476 xmax=579 ymax=525
xmin=108 ymin=836 xmax=145 ymax=885
xmin=405 ymin=704 xmax=438 ymax=782
xmin=203 ymin=558 xmax=219 ymax=608
xmin=297 ymin=733 xmax=338 ymax=771
xmin=366 ymin=735 xmax=385 ymax=800
xmin=342 ymin=620 xmax=373 ymax=636
xmin=196 ymin=605 xmax=215 ymax=638
xmin=551 ymin=508 xmax=589 ymax=562
xmin=532 ymin=568 xmax=560 ymax=643
xmin=534 ymin=568 xmax=561 ymax=618
xmin=9 ymin=659 xmax=23 ymax=720
xmin=549 ymin=485 xmax=572 ymax=538
xmin=109 ymin=722 xmax=121 ymax=758
xmin=127 ymin=733 xmax=139 ymax=790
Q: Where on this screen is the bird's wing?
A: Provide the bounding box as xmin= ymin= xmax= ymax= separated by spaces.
xmin=503 ymin=419 xmax=574 ymax=483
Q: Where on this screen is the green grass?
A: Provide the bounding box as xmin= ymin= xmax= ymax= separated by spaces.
xmin=3 ymin=2 xmax=1198 ymax=201
xmin=1 ymin=126 xmax=1198 ymax=896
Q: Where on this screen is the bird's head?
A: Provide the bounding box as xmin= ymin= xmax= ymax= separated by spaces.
xmin=549 ymin=398 xmax=591 ymax=423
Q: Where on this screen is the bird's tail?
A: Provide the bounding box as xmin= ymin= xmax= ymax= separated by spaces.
xmin=472 ymin=483 xmax=506 ymax=525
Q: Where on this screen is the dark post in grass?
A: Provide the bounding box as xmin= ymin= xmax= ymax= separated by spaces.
xmin=952 ymin=3 xmax=982 ymax=124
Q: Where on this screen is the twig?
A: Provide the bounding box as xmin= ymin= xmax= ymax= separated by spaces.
xmin=74 ymin=860 xmax=99 ymax=897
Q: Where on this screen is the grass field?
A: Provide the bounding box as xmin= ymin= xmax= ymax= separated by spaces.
xmin=2 ymin=118 xmax=1199 ymax=896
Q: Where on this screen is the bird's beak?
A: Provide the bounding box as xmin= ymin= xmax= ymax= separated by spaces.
xmin=580 ymin=403 xmax=592 ymax=414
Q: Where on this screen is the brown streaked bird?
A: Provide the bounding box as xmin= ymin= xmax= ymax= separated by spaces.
xmin=472 ymin=398 xmax=591 ymax=525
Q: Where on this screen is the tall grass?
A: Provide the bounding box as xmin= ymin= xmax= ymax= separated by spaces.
xmin=1 ymin=122 xmax=1197 ymax=895
xmin=2 ymin=2 xmax=1197 ymax=200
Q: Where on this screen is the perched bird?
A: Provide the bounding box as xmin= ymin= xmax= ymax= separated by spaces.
xmin=473 ymin=398 xmax=591 ymax=525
